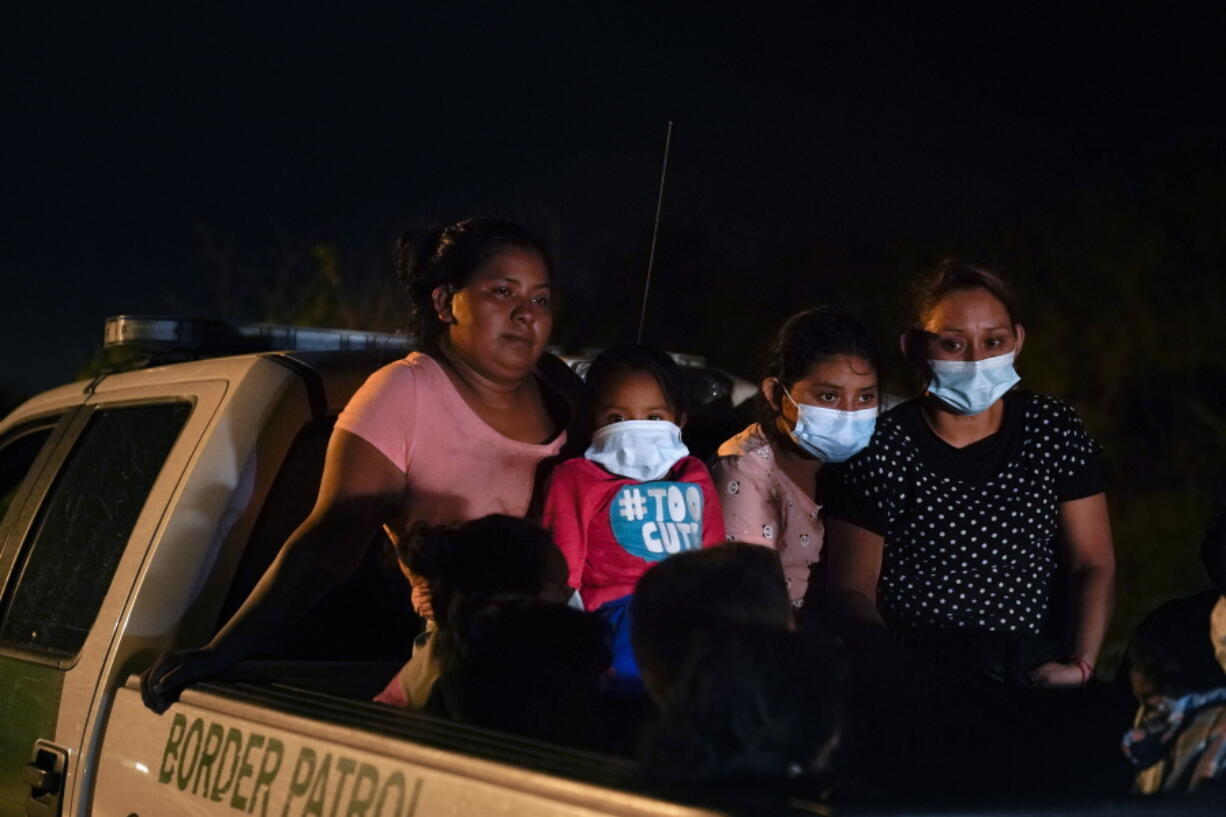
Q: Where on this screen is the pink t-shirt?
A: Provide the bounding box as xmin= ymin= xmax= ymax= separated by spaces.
xmin=710 ymin=424 xmax=824 ymax=606
xmin=335 ymin=351 xmax=567 ymax=531
xmin=542 ymin=456 xmax=726 ymax=611
xmin=342 ymin=352 xmax=568 ymax=709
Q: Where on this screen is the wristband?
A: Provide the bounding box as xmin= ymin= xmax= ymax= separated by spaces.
xmin=1072 ymin=656 xmax=1094 ymax=686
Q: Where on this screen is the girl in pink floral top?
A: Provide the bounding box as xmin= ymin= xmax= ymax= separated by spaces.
xmin=711 ymin=307 xmax=881 ymax=606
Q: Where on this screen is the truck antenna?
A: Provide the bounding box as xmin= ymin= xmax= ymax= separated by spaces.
xmin=636 ymin=120 xmax=673 ymax=344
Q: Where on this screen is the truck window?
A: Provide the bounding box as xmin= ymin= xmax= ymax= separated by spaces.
xmin=0 ymin=403 xmax=190 ymax=658
xmin=0 ymin=416 xmax=61 ymax=524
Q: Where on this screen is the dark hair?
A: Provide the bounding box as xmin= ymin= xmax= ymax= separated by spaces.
xmin=639 ymin=625 xmax=845 ymax=787
xmin=395 ymin=514 xmax=560 ymax=626
xmin=434 ymin=597 xmax=612 ymax=748
xmin=911 ymin=259 xmax=1020 ymax=327
xmin=902 ymin=260 xmax=1021 ymax=375
xmin=631 ymin=543 xmax=793 ymax=703
xmin=585 ymin=344 xmax=689 ymax=426
xmin=759 ymin=307 xmax=881 ymax=444
xmin=396 ymin=218 xmax=553 ymax=353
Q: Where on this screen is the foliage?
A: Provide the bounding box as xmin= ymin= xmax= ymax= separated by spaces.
xmin=75 ymin=230 xmax=408 ymax=381
xmin=191 ymin=227 xmax=406 ymax=332
xmin=74 ymin=346 xmax=149 ymax=383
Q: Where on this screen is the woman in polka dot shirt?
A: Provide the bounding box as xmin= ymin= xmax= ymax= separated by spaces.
xmin=711 ymin=307 xmax=881 ymax=608
xmin=825 ymin=261 xmax=1114 ymax=687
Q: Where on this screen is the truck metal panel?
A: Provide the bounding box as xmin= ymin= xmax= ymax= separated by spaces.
xmin=95 ymin=680 xmax=717 ymax=817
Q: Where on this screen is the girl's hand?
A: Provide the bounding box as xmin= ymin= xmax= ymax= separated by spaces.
xmin=1027 ymin=660 xmax=1090 ymax=688
xmin=140 ymin=647 xmax=225 ymax=714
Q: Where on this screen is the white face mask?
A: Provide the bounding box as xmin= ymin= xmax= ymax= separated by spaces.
xmin=784 ymin=390 xmax=877 ymax=463
xmin=927 ymin=351 xmax=1020 ymax=415
xmin=584 ymin=420 xmax=689 ymax=481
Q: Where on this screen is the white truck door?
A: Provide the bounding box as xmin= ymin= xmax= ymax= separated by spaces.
xmin=0 ymin=380 xmax=226 ymax=817
xmin=0 ymin=406 xmax=82 ymax=817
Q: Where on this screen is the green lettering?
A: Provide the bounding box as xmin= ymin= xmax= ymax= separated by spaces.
xmin=281 ymin=748 xmax=316 ymax=817
xmin=404 ymin=779 xmax=422 ymax=817
xmin=249 ymin=737 xmax=284 ymax=817
xmin=194 ymin=723 xmax=225 ymax=795
xmin=210 ymin=728 xmax=244 ymax=802
xmin=158 ymin=713 xmax=187 ymax=785
xmin=302 ymin=753 xmax=332 ymax=817
xmin=374 ymin=772 xmax=405 ymax=817
xmin=230 ymin=733 xmax=264 ymax=811
xmin=327 ymin=758 xmax=356 ymax=817
xmin=344 ymin=764 xmax=378 ymax=817
xmin=175 ymin=718 xmax=205 ymax=791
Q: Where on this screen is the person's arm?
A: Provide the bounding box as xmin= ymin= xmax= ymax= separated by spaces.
xmin=141 ymin=429 xmax=405 ymax=713
xmin=708 ymin=457 xmax=775 ymax=547
xmin=540 ymin=464 xmax=589 ymax=592
xmin=825 ymin=517 xmax=887 ymax=627
xmin=1029 ymin=492 xmax=1115 ymax=688
xmin=824 ymin=516 xmax=923 ymax=697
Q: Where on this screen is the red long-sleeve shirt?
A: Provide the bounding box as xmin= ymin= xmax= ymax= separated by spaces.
xmin=541 ymin=456 xmax=725 ymax=611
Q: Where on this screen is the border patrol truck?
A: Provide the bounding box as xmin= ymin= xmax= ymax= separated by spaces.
xmin=0 ymin=317 xmax=758 ymax=817
xmin=6 ymin=316 xmax=1225 ymax=817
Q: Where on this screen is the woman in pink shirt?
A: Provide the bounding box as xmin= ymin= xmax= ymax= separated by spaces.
xmin=142 ymin=218 xmax=580 ymax=712
xmin=710 ymin=307 xmax=881 ymax=608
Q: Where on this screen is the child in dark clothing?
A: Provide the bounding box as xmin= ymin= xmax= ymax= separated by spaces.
xmin=432 ymin=596 xmax=613 ymax=749
xmin=630 ymin=542 xmax=795 ymax=704
xmin=373 ymin=514 xmax=569 ymax=709
xmin=639 ymin=624 xmax=845 ymax=791
xmin=1121 ymin=477 xmax=1226 ymax=793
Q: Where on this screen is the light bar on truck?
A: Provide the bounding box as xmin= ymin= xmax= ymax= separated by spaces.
xmin=104 ymin=315 xmax=413 ymax=355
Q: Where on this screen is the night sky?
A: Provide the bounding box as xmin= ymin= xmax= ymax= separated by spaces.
xmin=5 ymin=3 xmax=1225 ymax=395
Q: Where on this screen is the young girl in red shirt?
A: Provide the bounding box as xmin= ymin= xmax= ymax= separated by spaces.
xmin=542 ymin=345 xmax=725 ymax=685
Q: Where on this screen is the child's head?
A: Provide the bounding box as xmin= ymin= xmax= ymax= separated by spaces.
xmin=639 ymin=624 xmax=846 ymax=787
xmin=435 ymin=596 xmax=612 ymax=748
xmin=760 ymin=306 xmax=881 ymax=448
xmin=1127 ymin=637 xmax=1181 ymax=702
xmin=395 ymin=514 xmax=569 ymax=625
xmin=631 ymin=543 xmax=794 ymax=703
xmin=585 ymin=345 xmax=689 ymax=432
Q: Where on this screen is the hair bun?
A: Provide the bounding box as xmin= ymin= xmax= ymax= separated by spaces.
xmin=395 ymin=226 xmax=447 ymax=288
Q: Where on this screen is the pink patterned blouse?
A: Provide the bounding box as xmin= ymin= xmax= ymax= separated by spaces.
xmin=710 ymin=424 xmax=824 ymax=606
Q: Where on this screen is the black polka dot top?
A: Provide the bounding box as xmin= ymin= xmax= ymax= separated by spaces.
xmin=825 ymin=390 xmax=1104 ymax=649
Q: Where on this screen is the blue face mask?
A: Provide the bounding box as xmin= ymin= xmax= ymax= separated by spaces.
xmin=784 ymin=390 xmax=877 ymax=463
xmin=585 ymin=420 xmax=689 ymax=481
xmin=927 ymin=351 xmax=1020 ymax=415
